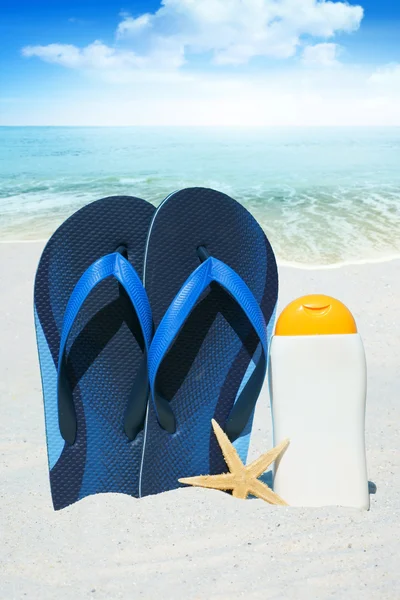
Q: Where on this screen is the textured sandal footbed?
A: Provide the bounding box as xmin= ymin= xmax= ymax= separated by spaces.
xmin=34 ymin=196 xmax=155 ymax=510
xmin=140 ymin=188 xmax=278 ymax=496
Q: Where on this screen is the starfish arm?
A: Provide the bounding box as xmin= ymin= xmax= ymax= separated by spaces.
xmin=246 ymin=438 xmax=290 ymax=478
xmin=231 ymin=485 xmax=249 ymax=500
xmin=179 ymin=472 xmax=236 ymax=491
xmin=249 ymin=479 xmax=288 ymax=506
xmin=211 ymin=419 xmax=244 ymax=473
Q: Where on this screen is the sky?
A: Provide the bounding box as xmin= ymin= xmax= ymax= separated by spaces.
xmin=1 ymin=0 xmax=400 ymax=126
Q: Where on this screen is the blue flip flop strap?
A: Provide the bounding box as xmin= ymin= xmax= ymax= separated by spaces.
xmin=57 ymin=252 xmax=152 ymax=444
xmin=148 ymin=256 xmax=268 ymax=435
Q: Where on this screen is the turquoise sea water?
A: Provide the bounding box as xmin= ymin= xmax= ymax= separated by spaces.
xmin=1 ymin=126 xmax=399 ymax=266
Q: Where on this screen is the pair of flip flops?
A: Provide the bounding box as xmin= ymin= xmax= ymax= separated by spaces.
xmin=34 ymin=188 xmax=278 ymax=510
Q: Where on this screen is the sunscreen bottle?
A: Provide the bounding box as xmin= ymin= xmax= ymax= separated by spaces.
xmin=270 ymin=294 xmax=369 ymax=509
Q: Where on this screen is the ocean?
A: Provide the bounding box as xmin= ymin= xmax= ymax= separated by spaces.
xmin=1 ymin=126 xmax=399 ymax=267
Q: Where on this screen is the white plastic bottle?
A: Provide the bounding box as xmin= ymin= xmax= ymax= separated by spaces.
xmin=269 ymin=294 xmax=369 ymax=509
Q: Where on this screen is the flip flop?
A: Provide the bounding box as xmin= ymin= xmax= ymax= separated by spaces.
xmin=34 ymin=196 xmax=155 ymax=510
xmin=139 ymin=188 xmax=278 ymax=496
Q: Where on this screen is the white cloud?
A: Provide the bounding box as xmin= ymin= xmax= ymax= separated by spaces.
xmin=302 ymin=43 xmax=340 ymax=66
xmin=114 ymin=0 xmax=363 ymax=64
xmin=22 ymin=0 xmax=363 ymax=73
xmin=23 ymin=44 xmax=82 ymax=68
xmin=22 ymin=42 xmax=145 ymax=70
xmin=116 ymin=13 xmax=152 ymax=37
xmin=21 ymin=39 xmax=187 ymax=76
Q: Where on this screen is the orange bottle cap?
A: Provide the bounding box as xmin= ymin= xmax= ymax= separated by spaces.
xmin=275 ymin=294 xmax=357 ymax=336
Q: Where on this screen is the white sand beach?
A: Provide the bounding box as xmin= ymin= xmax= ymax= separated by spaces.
xmin=1 ymin=241 xmax=399 ymax=600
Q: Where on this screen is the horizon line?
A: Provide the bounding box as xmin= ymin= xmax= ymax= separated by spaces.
xmin=1 ymin=124 xmax=400 ymax=128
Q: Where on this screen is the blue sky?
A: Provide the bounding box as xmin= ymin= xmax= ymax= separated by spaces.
xmin=1 ymin=0 xmax=399 ymax=125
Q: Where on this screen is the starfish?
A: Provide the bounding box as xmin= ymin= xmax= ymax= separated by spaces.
xmin=179 ymin=419 xmax=289 ymax=505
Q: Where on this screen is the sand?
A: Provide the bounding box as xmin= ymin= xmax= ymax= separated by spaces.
xmin=1 ymin=241 xmax=399 ymax=600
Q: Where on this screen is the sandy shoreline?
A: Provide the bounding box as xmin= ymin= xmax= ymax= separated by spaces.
xmin=1 ymin=241 xmax=399 ymax=599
